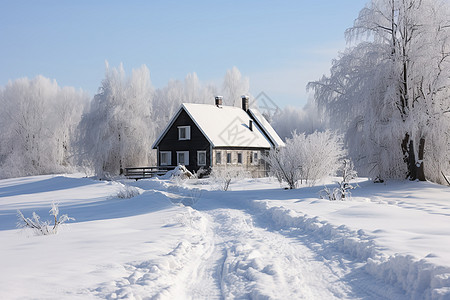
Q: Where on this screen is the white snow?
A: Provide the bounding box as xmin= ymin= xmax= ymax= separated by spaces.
xmin=1 ymin=174 xmax=450 ymax=299
xmin=249 ymin=108 xmax=285 ymax=147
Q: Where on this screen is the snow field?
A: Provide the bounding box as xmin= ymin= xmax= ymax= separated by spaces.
xmin=93 ymin=207 xmax=215 ymax=299
xmin=2 ymin=175 xmax=450 ymax=299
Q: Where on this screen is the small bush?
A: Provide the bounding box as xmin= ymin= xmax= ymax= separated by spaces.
xmin=17 ymin=202 xmax=74 ymax=235
xmin=266 ymin=130 xmax=344 ymax=189
xmin=117 ymin=184 xmax=143 ymax=199
xmin=320 ymin=159 xmax=357 ymax=201
xmin=209 ymin=166 xmax=248 ymax=191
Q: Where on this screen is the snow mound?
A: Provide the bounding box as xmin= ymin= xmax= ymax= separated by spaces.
xmin=160 ymin=165 xmax=193 ymax=180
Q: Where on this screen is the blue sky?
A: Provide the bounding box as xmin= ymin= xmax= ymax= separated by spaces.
xmin=0 ymin=0 xmax=368 ymax=108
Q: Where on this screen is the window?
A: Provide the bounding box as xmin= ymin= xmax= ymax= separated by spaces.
xmin=160 ymin=151 xmax=171 ymax=166
xmin=197 ymin=151 xmax=206 ymax=166
xmin=177 ymin=151 xmax=189 ymax=166
xmin=252 ymin=151 xmax=258 ymax=164
xmin=216 ymin=151 xmax=222 ymax=165
xmin=227 ymin=152 xmax=232 ymax=164
xmin=178 ymin=126 xmax=191 ymax=140
xmin=237 ymin=152 xmax=242 ymax=164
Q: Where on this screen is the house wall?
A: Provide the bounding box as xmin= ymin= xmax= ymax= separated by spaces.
xmin=157 ymin=109 xmax=211 ymax=173
xmin=212 ymin=148 xmax=269 ymax=178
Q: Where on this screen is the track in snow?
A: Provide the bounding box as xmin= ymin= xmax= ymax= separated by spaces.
xmin=187 ymin=200 xmax=408 ymax=300
xmin=93 ymin=185 xmax=408 ymax=299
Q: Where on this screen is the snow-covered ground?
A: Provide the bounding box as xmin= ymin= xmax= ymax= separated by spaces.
xmin=1 ymin=174 xmax=450 ymax=299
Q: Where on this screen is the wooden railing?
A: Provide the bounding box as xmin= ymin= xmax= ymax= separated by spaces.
xmin=442 ymin=171 xmax=450 ymax=186
xmin=124 ymin=166 xmax=175 ymax=180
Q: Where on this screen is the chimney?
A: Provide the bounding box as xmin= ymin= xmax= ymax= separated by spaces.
xmin=249 ymin=120 xmax=253 ymax=131
xmin=215 ymin=96 xmax=223 ymax=107
xmin=241 ymin=95 xmax=249 ymax=112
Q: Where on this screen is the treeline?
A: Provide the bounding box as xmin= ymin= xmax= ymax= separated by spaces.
xmin=0 ymin=64 xmax=250 ymax=179
xmin=3 ymin=0 xmax=450 ymax=185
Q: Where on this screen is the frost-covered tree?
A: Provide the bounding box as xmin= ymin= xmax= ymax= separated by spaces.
xmin=0 ymin=76 xmax=88 ymax=178
xmin=78 ymin=62 xmax=155 ymax=177
xmin=266 ymin=130 xmax=344 ymax=189
xmin=309 ymin=0 xmax=450 ymax=183
xmin=222 ymin=66 xmax=250 ymax=107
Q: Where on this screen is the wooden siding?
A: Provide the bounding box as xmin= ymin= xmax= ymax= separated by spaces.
xmin=157 ymin=109 xmax=211 ymax=172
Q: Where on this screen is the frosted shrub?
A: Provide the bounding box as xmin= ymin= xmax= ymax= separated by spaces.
xmin=117 ymin=184 xmax=142 ymax=199
xmin=266 ymin=130 xmax=344 ymax=189
xmin=320 ymin=159 xmax=358 ymax=201
xmin=17 ymin=202 xmax=74 ymax=235
xmin=210 ymin=166 xmax=248 ymax=191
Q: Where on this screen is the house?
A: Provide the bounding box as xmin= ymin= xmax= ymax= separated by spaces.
xmin=152 ymin=95 xmax=285 ymax=177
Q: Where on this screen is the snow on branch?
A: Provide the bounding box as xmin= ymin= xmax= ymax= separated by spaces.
xmin=17 ymin=202 xmax=74 ymax=235
xmin=265 ymin=130 xmax=344 ymax=189
xmin=320 ymin=159 xmax=358 ymax=201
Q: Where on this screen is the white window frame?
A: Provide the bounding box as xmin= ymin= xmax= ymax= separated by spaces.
xmin=178 ymin=126 xmax=191 ymax=140
xmin=160 ymin=151 xmax=171 ymax=166
xmin=252 ymin=151 xmax=258 ymax=165
xmin=176 ymin=151 xmax=189 ymax=166
xmin=216 ymin=151 xmax=222 ymax=165
xmin=237 ymin=152 xmax=243 ymax=164
xmin=197 ymin=151 xmax=207 ymax=166
xmin=226 ymin=152 xmax=232 ymax=164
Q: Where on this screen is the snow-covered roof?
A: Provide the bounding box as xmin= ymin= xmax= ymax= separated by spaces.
xmin=248 ymin=109 xmax=285 ymax=148
xmin=153 ymin=103 xmax=284 ymax=149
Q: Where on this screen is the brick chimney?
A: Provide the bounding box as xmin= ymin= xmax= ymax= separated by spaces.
xmin=241 ymin=95 xmax=249 ymax=112
xmin=215 ymin=96 xmax=223 ymax=107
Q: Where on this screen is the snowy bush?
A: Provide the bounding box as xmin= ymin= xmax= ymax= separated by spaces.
xmin=17 ymin=202 xmax=74 ymax=235
xmin=320 ymin=159 xmax=358 ymax=201
xmin=116 ymin=184 xmax=143 ymax=199
xmin=266 ymin=130 xmax=344 ymax=189
xmin=209 ymin=166 xmax=248 ymax=191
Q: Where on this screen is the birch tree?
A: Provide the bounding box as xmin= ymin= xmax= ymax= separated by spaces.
xmin=309 ymin=0 xmax=450 ymax=183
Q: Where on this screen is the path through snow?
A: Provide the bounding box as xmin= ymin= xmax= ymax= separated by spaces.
xmin=96 ymin=181 xmax=408 ymax=299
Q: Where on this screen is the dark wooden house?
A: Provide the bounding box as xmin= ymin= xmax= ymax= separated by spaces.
xmin=152 ymin=96 xmax=284 ymax=177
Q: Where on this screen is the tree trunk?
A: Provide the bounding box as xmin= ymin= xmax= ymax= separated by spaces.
xmin=416 ymin=137 xmax=425 ymax=181
xmin=401 ymin=133 xmax=426 ymax=181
